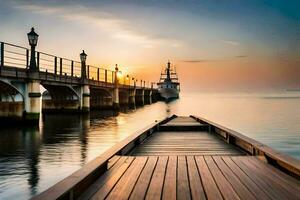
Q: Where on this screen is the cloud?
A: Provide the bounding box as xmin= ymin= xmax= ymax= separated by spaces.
xmin=13 ymin=2 xmax=181 ymax=48
xmin=222 ymin=40 xmax=240 ymax=46
xmin=182 ymin=55 xmax=248 ymax=63
xmin=181 ymin=59 xmax=217 ymax=63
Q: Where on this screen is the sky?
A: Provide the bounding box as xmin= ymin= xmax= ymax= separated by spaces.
xmin=0 ymin=0 xmax=299 ymax=92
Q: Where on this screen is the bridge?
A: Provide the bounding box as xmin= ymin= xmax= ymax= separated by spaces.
xmin=0 ymin=28 xmax=158 ymax=122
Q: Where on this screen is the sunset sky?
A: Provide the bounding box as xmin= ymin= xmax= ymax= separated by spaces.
xmin=0 ymin=0 xmax=299 ymax=91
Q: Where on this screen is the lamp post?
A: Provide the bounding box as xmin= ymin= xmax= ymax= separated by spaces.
xmin=126 ymin=75 xmax=129 ymax=86
xmin=27 ymin=27 xmax=39 ymax=71
xmin=132 ymin=77 xmax=135 ymax=87
xmin=114 ymin=64 xmax=119 ymax=86
xmin=80 ymin=50 xmax=87 ymax=79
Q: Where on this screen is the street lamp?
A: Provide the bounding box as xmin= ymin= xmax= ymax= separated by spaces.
xmin=27 ymin=27 xmax=39 ymax=71
xmin=126 ymin=75 xmax=129 ymax=85
xmin=80 ymin=50 xmax=87 ymax=79
xmin=114 ymin=64 xmax=119 ymax=86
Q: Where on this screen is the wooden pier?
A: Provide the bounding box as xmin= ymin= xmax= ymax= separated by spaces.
xmin=33 ymin=116 xmax=300 ymax=200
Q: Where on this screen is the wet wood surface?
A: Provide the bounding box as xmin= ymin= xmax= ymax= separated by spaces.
xmin=83 ymin=155 xmax=300 ymax=200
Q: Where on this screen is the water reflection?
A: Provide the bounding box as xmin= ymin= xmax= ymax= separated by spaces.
xmin=0 ymin=93 xmax=300 ymax=199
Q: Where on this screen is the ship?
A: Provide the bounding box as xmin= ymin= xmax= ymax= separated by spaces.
xmin=157 ymin=61 xmax=180 ymax=100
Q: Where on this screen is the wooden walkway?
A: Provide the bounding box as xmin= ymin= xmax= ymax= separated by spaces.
xmin=131 ymin=131 xmax=243 ymax=156
xmin=81 ymin=155 xmax=300 ymax=200
xmin=33 ymin=116 xmax=300 ymax=200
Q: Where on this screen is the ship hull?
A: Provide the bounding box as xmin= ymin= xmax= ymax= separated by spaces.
xmin=158 ymin=88 xmax=179 ymax=100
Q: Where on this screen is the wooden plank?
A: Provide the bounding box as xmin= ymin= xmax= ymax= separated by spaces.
xmin=222 ymin=156 xmax=271 ymax=200
xmin=249 ymin=157 xmax=300 ymax=193
xmin=32 ymin=117 xmax=169 ymax=200
xmin=195 ymin=156 xmax=223 ymax=200
xmin=79 ymin=156 xmax=128 ymax=200
xmin=186 ymin=156 xmax=206 ymax=200
xmin=191 ymin=115 xmax=300 ymax=177
xmin=177 ymin=156 xmax=191 ymax=200
xmin=204 ymin=156 xmax=240 ymax=200
xmin=132 ymin=131 xmax=243 ymax=156
xmin=213 ymin=156 xmax=255 ymax=200
xmin=162 ymin=156 xmax=177 ymax=200
xmin=238 ymin=157 xmax=299 ymax=199
xmin=106 ymin=157 xmax=148 ymax=200
xmin=231 ymin=156 xmax=292 ymax=200
xmin=130 ymin=157 xmax=158 ymax=200
xmin=145 ymin=156 xmax=168 ymax=200
xmin=107 ymin=156 xmax=121 ymax=169
xmin=91 ymin=157 xmax=135 ymax=200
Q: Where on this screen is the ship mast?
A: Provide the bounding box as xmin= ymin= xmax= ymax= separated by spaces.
xmin=166 ymin=60 xmax=171 ymax=81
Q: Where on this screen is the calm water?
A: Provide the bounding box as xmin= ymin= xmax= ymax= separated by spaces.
xmin=0 ymin=92 xmax=300 ymax=199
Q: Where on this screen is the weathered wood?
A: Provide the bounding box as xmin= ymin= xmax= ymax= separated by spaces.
xmin=130 ymin=156 xmax=158 ymax=200
xmin=231 ymin=156 xmax=291 ymax=199
xmin=237 ymin=157 xmax=297 ymax=199
xmin=191 ymin=115 xmax=300 ymax=178
xmin=107 ymin=156 xmax=121 ymax=169
xmin=79 ymin=156 xmax=129 ymax=200
xmin=145 ymin=156 xmax=168 ymax=200
xmin=90 ymin=157 xmax=135 ymax=200
xmin=205 ymin=156 xmax=240 ymax=200
xmin=106 ymin=157 xmax=148 ymax=200
xmin=32 ymin=117 xmax=170 ymax=200
xmin=177 ymin=156 xmax=191 ymax=200
xmin=186 ymin=156 xmax=206 ymax=200
xmin=195 ymin=156 xmax=223 ymax=200
xmin=162 ymin=156 xmax=177 ymax=200
xmin=32 ymin=115 xmax=300 ymax=200
xmin=213 ymin=156 xmax=256 ymax=200
xmin=132 ymin=131 xmax=243 ymax=156
xmin=222 ymin=156 xmax=272 ymax=200
xmin=250 ymin=157 xmax=300 ymax=193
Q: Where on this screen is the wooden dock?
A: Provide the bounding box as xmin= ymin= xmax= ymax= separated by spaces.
xmin=33 ymin=116 xmax=300 ymax=200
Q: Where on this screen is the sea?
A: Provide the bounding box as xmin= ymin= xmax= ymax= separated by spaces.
xmin=0 ymin=92 xmax=299 ymax=199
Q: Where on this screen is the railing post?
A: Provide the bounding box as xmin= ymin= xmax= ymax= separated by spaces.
xmin=87 ymin=65 xmax=90 ymax=79
xmin=37 ymin=52 xmax=40 ymax=70
xmin=1 ymin=42 xmax=4 ymax=68
xmin=97 ymin=68 xmax=99 ymax=82
xmin=26 ymin=49 xmax=29 ymax=69
xmin=71 ymin=61 xmax=74 ymax=77
xmin=105 ymin=70 xmax=107 ymax=83
xmin=54 ymin=57 xmax=57 ymax=75
xmin=59 ymin=58 xmax=62 ymax=77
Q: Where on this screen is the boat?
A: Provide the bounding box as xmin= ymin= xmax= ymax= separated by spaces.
xmin=157 ymin=61 xmax=180 ymax=100
xmin=33 ymin=115 xmax=300 ymax=200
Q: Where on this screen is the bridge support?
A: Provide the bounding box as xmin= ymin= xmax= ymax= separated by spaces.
xmin=135 ymin=89 xmax=144 ymax=106
xmin=144 ymin=89 xmax=152 ymax=104
xmin=81 ymin=85 xmax=90 ymax=112
xmin=24 ymin=80 xmax=41 ymax=122
xmin=113 ymin=87 xmax=119 ymax=110
xmin=128 ymin=89 xmax=136 ymax=108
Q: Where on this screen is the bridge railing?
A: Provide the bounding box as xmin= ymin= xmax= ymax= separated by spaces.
xmin=0 ymin=42 xmax=28 ymax=69
xmin=0 ymin=41 xmax=155 ymax=88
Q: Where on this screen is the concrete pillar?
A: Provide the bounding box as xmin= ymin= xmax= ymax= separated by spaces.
xmin=136 ymin=89 xmax=144 ymax=106
xmin=128 ymin=89 xmax=136 ymax=108
xmin=149 ymin=90 xmax=152 ymax=104
xmin=81 ymin=85 xmax=90 ymax=112
xmin=113 ymin=66 xmax=120 ymax=110
xmin=24 ymin=80 xmax=41 ymax=121
xmin=113 ymin=87 xmax=119 ymax=110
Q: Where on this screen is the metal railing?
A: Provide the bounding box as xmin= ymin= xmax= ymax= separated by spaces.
xmin=0 ymin=41 xmax=156 ymax=88
xmin=0 ymin=42 xmax=121 ymax=85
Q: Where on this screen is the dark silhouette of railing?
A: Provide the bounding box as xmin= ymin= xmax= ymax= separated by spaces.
xmin=0 ymin=42 xmax=148 ymax=88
